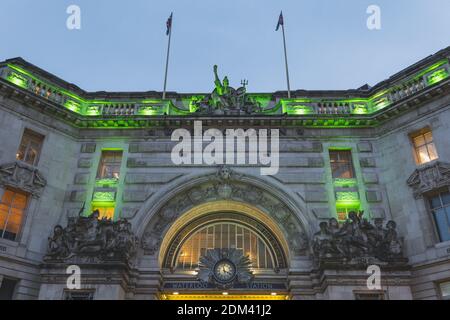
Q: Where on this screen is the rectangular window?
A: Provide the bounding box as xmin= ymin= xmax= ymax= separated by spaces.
xmin=439 ymin=281 xmax=450 ymax=300
xmin=428 ymin=191 xmax=450 ymax=242
xmin=0 ymin=278 xmax=18 ymax=300
xmin=329 ymin=150 xmax=355 ymax=179
xmin=411 ymin=129 xmax=438 ymax=165
xmin=97 ymin=151 xmax=123 ymax=180
xmin=0 ymin=189 xmax=28 ymax=241
xmin=16 ymin=129 xmax=44 ymax=166
xmin=92 ymin=206 xmax=115 ymax=220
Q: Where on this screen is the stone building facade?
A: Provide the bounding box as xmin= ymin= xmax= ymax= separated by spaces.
xmin=0 ymin=47 xmax=450 ymax=300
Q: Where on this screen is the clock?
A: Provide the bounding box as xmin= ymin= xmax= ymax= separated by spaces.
xmin=213 ymin=259 xmax=236 ymax=283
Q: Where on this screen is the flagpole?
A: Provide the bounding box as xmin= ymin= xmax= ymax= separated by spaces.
xmin=281 ymin=21 xmax=291 ymax=99
xmin=162 ymin=13 xmax=172 ymax=100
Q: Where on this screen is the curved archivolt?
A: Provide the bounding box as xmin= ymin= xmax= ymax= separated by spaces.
xmin=160 ymin=201 xmax=290 ymax=270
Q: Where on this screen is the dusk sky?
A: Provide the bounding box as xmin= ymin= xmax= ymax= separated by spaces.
xmin=1 ymin=0 xmax=449 ymax=93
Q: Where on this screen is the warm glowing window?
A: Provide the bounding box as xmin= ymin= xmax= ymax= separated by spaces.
xmin=0 ymin=189 xmax=28 ymax=241
xmin=92 ymin=206 xmax=115 ymax=220
xmin=428 ymin=191 xmax=450 ymax=242
xmin=412 ymin=129 xmax=438 ymax=164
xmin=177 ymin=222 xmax=274 ymax=270
xmin=16 ymin=129 xmax=44 ymax=166
xmin=97 ymin=151 xmax=123 ymax=179
xmin=330 ymin=150 xmax=355 ymax=179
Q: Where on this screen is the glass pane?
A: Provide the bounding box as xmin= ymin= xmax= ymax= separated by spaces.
xmin=440 ymin=281 xmax=450 ymax=298
xmin=11 ymin=193 xmax=27 ymax=210
xmin=434 ymin=209 xmax=450 ymax=242
xmin=0 ymin=204 xmax=9 ymax=231
xmin=16 ymin=143 xmax=27 ymax=161
xmin=417 ymin=145 xmax=430 ymax=163
xmin=413 ymin=135 xmax=425 ymax=147
xmin=24 ymin=148 xmax=37 ymax=165
xmin=1 ymin=190 xmax=15 ymax=205
xmin=441 ymin=193 xmax=450 ymax=206
xmin=427 ymin=143 xmax=438 ymax=161
xmin=430 ymin=196 xmax=442 ymax=209
xmin=424 ymin=131 xmax=433 ymax=143
xmin=92 ymin=207 xmax=115 ymax=220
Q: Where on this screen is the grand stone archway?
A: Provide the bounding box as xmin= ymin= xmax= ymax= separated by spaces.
xmin=138 ymin=166 xmax=311 ymax=263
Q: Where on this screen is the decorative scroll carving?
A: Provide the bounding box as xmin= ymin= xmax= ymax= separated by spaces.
xmin=142 ymin=166 xmax=308 ymax=256
xmin=44 ymin=210 xmax=139 ymax=264
xmin=192 ymin=65 xmax=262 ymax=115
xmin=311 ymin=212 xmax=408 ymax=268
xmin=407 ymin=161 xmax=450 ymax=199
xmin=0 ymin=162 xmax=46 ymax=197
xmin=198 ymin=248 xmax=253 ymax=289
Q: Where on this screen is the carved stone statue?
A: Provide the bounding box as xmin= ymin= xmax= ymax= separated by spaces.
xmin=44 ymin=211 xmax=139 ymax=263
xmin=311 ymin=212 xmax=407 ymax=268
xmin=192 ymin=65 xmax=261 ymax=115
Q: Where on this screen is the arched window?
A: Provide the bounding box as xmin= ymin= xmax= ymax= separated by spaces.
xmin=176 ymin=222 xmax=274 ymax=270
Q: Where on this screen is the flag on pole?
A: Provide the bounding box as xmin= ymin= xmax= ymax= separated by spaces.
xmin=166 ymin=12 xmax=173 ymax=35
xmin=276 ymin=11 xmax=284 ymax=31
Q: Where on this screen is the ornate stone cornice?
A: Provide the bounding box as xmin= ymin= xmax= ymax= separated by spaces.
xmin=407 ymin=161 xmax=450 ymax=199
xmin=0 ymin=161 xmax=47 ymax=198
xmin=0 ymin=49 xmax=449 ymax=129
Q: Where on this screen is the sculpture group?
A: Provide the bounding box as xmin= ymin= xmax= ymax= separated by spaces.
xmin=192 ymin=65 xmax=262 ymax=115
xmin=45 ymin=210 xmax=138 ymax=263
xmin=311 ymin=211 xmax=407 ymax=267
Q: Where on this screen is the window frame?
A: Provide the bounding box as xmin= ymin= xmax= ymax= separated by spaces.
xmin=329 ymin=149 xmax=356 ymax=179
xmin=436 ymin=279 xmax=450 ymax=300
xmin=96 ymin=150 xmax=123 ymax=180
xmin=425 ymin=188 xmax=450 ymax=244
xmin=409 ymin=127 xmax=438 ymax=165
xmin=15 ymin=128 xmax=45 ymax=167
xmin=0 ymin=187 xmax=29 ymax=242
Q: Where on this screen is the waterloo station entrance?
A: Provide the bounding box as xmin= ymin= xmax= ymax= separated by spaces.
xmin=156 ymin=200 xmax=292 ymax=300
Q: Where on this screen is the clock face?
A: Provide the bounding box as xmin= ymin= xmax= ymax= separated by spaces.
xmin=213 ymin=259 xmax=236 ymax=283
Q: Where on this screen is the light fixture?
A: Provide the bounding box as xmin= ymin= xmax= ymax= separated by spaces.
xmin=173 ymin=292 xmax=179 ymax=295
xmin=271 ymin=292 xmax=277 ymax=296
xmin=222 ymin=292 xmax=228 ymax=296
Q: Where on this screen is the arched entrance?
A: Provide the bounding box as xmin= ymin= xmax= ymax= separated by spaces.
xmin=159 ymin=201 xmax=291 ymax=300
xmin=135 ymin=166 xmax=311 ymax=299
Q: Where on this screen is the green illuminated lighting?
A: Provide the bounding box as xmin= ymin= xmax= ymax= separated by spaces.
xmin=7 ymin=72 xmax=28 ymax=88
xmin=95 ymin=178 xmax=119 ymax=186
xmin=427 ymin=68 xmax=449 ymax=85
xmin=372 ymin=97 xmax=390 ymax=111
xmin=336 ymin=191 xmax=359 ymax=203
xmin=92 ymin=191 xmax=116 ymax=202
xmin=291 ymin=105 xmax=313 ymax=115
xmin=1 ymin=57 xmax=448 ymax=126
xmin=64 ymin=100 xmax=81 ymax=113
xmin=352 ymin=104 xmax=368 ymax=115
xmin=139 ymin=105 xmax=164 ymax=116
xmin=86 ymin=106 xmax=101 ymax=116
xmin=333 ymin=178 xmax=358 ymax=188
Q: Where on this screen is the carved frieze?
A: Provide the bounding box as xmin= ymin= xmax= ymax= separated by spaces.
xmin=0 ymin=161 xmax=47 ymax=198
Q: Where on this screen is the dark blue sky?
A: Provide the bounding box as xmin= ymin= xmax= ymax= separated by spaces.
xmin=1 ymin=0 xmax=449 ymax=93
